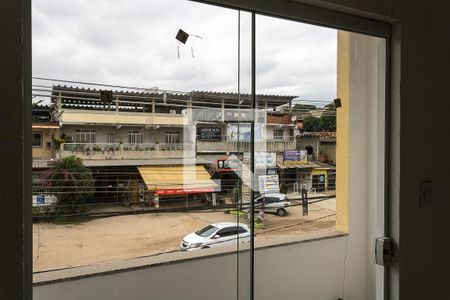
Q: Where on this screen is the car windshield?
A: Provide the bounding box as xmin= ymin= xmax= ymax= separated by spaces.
xmin=195 ymin=225 xmax=218 ymax=237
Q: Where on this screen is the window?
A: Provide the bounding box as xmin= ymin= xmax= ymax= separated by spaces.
xmin=165 ymin=132 xmax=180 ymax=144
xmin=32 ymin=132 xmax=42 ymax=147
xmin=306 ymin=145 xmax=314 ymax=155
xmin=29 ymin=1 xmax=389 ymax=299
xmin=216 ymin=227 xmax=238 ymax=237
xmin=128 ymin=130 xmax=143 ymax=144
xmin=106 ymin=133 xmax=115 ymax=144
xmin=196 ymin=225 xmax=218 ymax=237
xmin=75 ymin=129 xmax=95 ymax=143
xmin=273 ymin=129 xmax=284 ymax=140
xmin=237 ymin=226 xmax=248 ymax=234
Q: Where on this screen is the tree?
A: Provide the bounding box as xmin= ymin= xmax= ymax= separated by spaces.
xmin=303 ymin=115 xmax=321 ymax=132
xmin=302 ymin=102 xmax=336 ymax=132
xmin=319 ymin=115 xmax=336 ymax=131
xmin=42 ymin=156 xmax=95 ymax=206
xmin=320 ymin=102 xmax=336 ymax=131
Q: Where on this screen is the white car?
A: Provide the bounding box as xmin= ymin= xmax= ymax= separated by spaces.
xmin=180 ymin=222 xmax=251 ymax=251
xmin=254 ymin=193 xmax=291 ymax=216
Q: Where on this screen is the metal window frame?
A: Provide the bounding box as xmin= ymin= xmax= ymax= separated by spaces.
xmin=193 ymin=1 xmax=393 ymax=299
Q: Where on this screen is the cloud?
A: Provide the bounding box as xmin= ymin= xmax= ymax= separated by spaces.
xmin=32 ymin=0 xmax=336 ymax=102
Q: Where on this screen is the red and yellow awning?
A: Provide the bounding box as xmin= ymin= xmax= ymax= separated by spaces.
xmin=138 ymin=165 xmax=217 ymax=195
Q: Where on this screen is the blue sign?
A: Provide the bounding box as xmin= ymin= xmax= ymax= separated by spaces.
xmin=283 ymin=150 xmax=307 ymax=164
xmin=37 ymin=195 xmax=45 ymax=204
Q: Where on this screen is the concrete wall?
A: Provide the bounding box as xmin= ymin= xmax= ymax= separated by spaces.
xmin=320 ymin=142 xmax=337 ymax=163
xmin=60 ymin=110 xmax=186 ymax=126
xmin=317 ymin=1 xmax=450 ymax=299
xmin=265 ymin=125 xmax=293 ymax=140
xmin=32 ymin=129 xmax=57 ymax=159
xmin=34 ymin=237 xmax=348 ymax=300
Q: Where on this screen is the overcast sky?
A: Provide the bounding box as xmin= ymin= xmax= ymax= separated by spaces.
xmin=32 ymin=0 xmax=336 ymax=102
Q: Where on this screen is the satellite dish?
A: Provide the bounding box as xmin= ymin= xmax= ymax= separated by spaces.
xmin=291 ymin=115 xmax=297 ymax=122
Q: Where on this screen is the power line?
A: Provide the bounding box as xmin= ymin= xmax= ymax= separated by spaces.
xmin=32 ymin=77 xmax=306 ymax=103
xmin=33 ymin=77 xmax=186 ymax=94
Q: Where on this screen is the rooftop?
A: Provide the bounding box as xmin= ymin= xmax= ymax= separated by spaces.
xmin=50 ymin=85 xmax=297 ymax=111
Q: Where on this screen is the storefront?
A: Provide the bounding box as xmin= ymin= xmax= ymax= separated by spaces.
xmin=311 ymin=169 xmax=328 ymax=192
xmin=277 ymin=150 xmax=316 ymax=193
xmin=138 ymin=165 xmax=218 ymax=206
xmin=311 ymin=163 xmax=336 ymax=192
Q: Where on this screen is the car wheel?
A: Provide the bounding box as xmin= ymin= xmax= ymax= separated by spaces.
xmin=276 ymin=208 xmax=287 ymax=217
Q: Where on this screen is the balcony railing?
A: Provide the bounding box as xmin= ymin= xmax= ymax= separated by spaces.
xmin=59 ymin=143 xmax=195 ymax=160
xmin=196 ymin=138 xmax=296 ymax=153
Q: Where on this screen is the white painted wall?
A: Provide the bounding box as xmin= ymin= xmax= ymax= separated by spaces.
xmin=34 ymin=237 xmax=348 ymax=300
xmin=265 ymin=125 xmax=292 ymax=140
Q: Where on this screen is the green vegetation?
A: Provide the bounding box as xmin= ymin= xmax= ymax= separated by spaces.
xmin=303 ymin=102 xmax=336 ymax=132
xmin=42 ymin=156 xmax=95 ymax=210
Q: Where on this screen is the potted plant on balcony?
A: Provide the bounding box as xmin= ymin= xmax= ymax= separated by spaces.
xmin=52 ymin=137 xmax=65 ymax=150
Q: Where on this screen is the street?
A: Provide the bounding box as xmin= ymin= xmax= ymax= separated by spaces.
xmin=33 ymin=198 xmax=336 ymax=272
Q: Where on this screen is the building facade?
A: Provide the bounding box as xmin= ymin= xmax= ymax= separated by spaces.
xmin=32 ymin=86 xmax=303 ymax=205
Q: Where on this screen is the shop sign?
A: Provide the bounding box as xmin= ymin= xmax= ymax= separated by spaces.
xmin=228 ymin=123 xmax=263 ymax=142
xmin=217 ymin=158 xmax=241 ymax=172
xmin=243 ymin=152 xmax=277 ymax=168
xmin=258 ymin=175 xmax=280 ymax=194
xmin=155 ymin=188 xmax=214 ymax=195
xmin=198 ymin=127 xmax=221 ymax=141
xmin=283 ymin=150 xmax=308 ymax=164
xmin=32 ymin=194 xmax=57 ymax=207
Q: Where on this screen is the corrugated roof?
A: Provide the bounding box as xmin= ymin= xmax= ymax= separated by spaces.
xmin=276 ymin=162 xmax=318 ymax=169
xmin=276 ymin=156 xmax=318 ymax=169
xmin=51 ymin=85 xmax=297 ymax=109
xmin=314 ymin=161 xmax=336 ymax=170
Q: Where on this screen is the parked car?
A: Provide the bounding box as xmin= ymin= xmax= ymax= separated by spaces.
xmin=180 ymin=222 xmax=250 ymax=251
xmin=253 ymin=193 xmax=291 ymax=216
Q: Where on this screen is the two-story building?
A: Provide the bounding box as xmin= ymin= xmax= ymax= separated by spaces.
xmin=37 ymin=86 xmax=299 ymax=205
xmin=296 ymin=132 xmax=337 ymax=192
xmin=32 ymin=105 xmax=59 ymax=161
